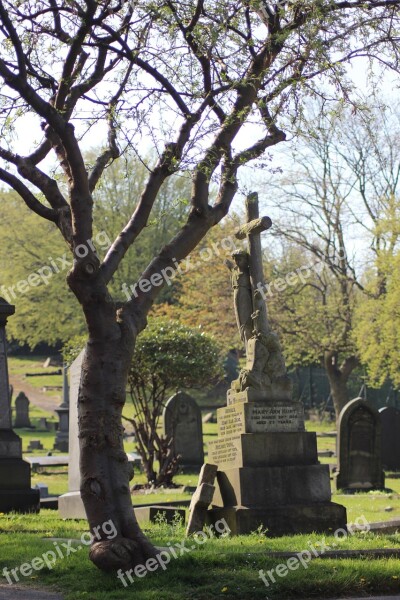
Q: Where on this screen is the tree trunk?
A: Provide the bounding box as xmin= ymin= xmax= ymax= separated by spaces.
xmin=324 ymin=351 xmax=359 ymax=422
xmin=78 ymin=322 xmax=157 ymax=572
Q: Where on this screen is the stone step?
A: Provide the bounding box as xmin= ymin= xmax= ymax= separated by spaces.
xmin=207 ymin=501 xmax=347 ymax=536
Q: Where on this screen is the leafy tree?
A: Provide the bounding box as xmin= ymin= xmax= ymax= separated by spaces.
xmin=355 ymin=214 xmax=400 ymax=387
xmin=265 ymin=242 xmax=360 ymax=418
xmin=125 ymin=319 xmax=221 ymax=486
xmin=0 ymin=0 xmax=399 ymax=572
xmin=0 ymin=191 xmax=85 ymax=346
xmin=0 ymin=155 xmax=190 ymax=348
xmin=153 ymin=217 xmax=243 ymax=351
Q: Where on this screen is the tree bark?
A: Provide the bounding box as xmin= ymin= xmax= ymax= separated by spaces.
xmin=324 ymin=351 xmax=359 ymax=422
xmin=77 ymin=304 xmax=157 ymax=572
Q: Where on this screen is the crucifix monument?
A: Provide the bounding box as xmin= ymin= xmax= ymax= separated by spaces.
xmin=0 ymin=298 xmax=39 ymax=512
xmin=206 ymin=193 xmax=346 ymax=535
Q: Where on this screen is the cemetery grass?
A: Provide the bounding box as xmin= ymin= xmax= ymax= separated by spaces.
xmin=9 ymin=356 xmax=63 ymax=393
xmin=2 ymin=511 xmax=400 ymax=599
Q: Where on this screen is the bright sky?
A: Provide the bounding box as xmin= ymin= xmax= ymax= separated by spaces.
xmin=7 ymin=52 xmax=399 ymax=277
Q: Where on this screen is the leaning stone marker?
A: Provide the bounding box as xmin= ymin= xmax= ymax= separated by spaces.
xmin=163 ymin=391 xmax=204 ymax=468
xmin=186 ymin=464 xmax=217 ymax=536
xmin=335 ymin=397 xmax=385 ymax=491
xmin=206 ymin=193 xmax=346 ymax=536
xmin=14 ymin=392 xmax=31 ymax=428
xmin=0 ymin=298 xmax=39 ymax=512
xmin=380 ymin=407 xmax=400 ymax=471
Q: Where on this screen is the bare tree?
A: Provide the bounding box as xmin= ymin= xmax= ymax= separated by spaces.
xmin=0 ymin=0 xmax=399 ymax=572
xmin=266 ymin=101 xmax=400 ymax=418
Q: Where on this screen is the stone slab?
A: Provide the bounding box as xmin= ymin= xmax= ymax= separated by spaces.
xmin=58 ymin=491 xmax=86 ymax=519
xmin=212 ymin=463 xmax=331 ymax=508
xmin=335 ymin=398 xmax=384 ymax=491
xmin=0 ymin=326 xmax=12 ymax=430
xmin=0 ymin=430 xmax=22 ymax=458
xmin=0 ymin=585 xmax=64 ymax=600
xmin=207 ymin=502 xmax=347 ymax=536
xmin=217 ymin=402 xmax=304 ymax=435
xmin=0 ymin=458 xmax=32 ymax=490
xmin=380 ymin=407 xmax=400 ymax=471
xmin=0 ymin=488 xmax=40 ymax=513
xmin=186 ymin=464 xmax=217 ymax=535
xmin=163 ymin=391 xmax=204 ymax=466
xmin=208 ymin=431 xmax=318 ymax=470
xmin=68 ymin=350 xmax=85 ymax=492
xmin=59 ymin=491 xmax=190 ymax=520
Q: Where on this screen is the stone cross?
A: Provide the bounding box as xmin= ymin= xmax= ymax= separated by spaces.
xmin=0 ymin=298 xmax=15 ymax=430
xmin=235 ymin=193 xmax=271 ymax=335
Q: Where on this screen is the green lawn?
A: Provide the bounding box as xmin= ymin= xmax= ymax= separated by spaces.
xmin=1 ymin=511 xmax=400 ymax=599
xmin=9 ymin=356 xmax=63 ymax=394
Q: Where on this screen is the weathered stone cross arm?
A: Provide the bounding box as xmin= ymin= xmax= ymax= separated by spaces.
xmin=234 ymin=215 xmax=272 ymax=240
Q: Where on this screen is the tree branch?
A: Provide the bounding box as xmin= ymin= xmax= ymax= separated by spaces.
xmin=0 ymin=168 xmax=57 ymax=222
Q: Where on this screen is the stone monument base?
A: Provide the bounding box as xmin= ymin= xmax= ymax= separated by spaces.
xmin=0 ymin=487 xmax=40 ymax=513
xmin=0 ymin=456 xmax=39 ymax=513
xmin=206 ymin=390 xmax=347 ymax=536
xmin=0 ymin=430 xmax=40 ymax=513
xmin=207 ymin=502 xmax=347 ymax=536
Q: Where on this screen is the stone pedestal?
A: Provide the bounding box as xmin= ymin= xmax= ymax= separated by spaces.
xmin=0 ymin=299 xmax=39 ymax=513
xmin=207 ymin=392 xmax=346 ymax=535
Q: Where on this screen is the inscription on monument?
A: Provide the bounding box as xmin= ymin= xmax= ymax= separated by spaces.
xmin=217 ymin=402 xmax=304 ymax=435
xmin=208 ymin=434 xmax=241 ymax=466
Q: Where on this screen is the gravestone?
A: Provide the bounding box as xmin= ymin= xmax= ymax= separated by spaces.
xmin=14 ymin=392 xmax=31 ymax=428
xmin=163 ymin=392 xmax=204 ymax=468
xmin=28 ymin=440 xmax=44 ymax=451
xmin=38 ymin=417 xmax=48 ymax=430
xmin=59 ymin=349 xmax=144 ymax=519
xmin=58 ymin=350 xmax=85 ymax=518
xmin=380 ymin=406 xmax=400 ymax=471
xmin=335 ymin=398 xmax=385 ymax=491
xmin=206 ymin=194 xmax=346 ymax=536
xmin=54 ymin=365 xmax=70 ymax=452
xmin=0 ymin=298 xmax=39 ymax=512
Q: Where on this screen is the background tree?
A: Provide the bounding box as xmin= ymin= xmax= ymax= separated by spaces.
xmin=125 ymin=319 xmax=221 ymax=487
xmin=0 ymin=155 xmax=190 ymax=348
xmin=0 ymin=0 xmax=399 ymax=572
xmin=0 ymin=190 xmax=85 ymax=346
xmin=355 ymin=214 xmax=400 ymax=387
xmin=153 ymin=217 xmax=243 ymax=351
xmin=263 ymin=101 xmax=400 ymax=418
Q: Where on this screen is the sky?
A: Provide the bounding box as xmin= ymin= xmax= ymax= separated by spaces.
xmin=5 ymin=51 xmax=400 ymax=278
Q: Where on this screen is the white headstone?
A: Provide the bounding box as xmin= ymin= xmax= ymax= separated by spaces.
xmin=68 ymin=350 xmax=85 ymax=491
